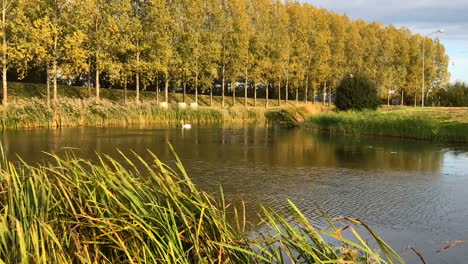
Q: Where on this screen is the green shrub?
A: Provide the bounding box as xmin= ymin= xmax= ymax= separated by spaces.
xmin=335 ymin=73 xmax=380 ymax=111
xmin=265 ymin=109 xmax=299 ymax=128
xmin=436 ymin=82 xmax=468 ymax=107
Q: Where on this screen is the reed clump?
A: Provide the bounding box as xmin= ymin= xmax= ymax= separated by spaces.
xmin=0 ymin=147 xmax=405 ymax=263
xmin=0 ymin=98 xmax=268 ymax=129
xmin=304 ymin=110 xmax=468 ymax=142
xmin=265 ymin=104 xmax=328 ymax=128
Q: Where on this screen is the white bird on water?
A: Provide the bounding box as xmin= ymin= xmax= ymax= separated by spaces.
xmin=181 ymin=122 xmax=192 ymax=129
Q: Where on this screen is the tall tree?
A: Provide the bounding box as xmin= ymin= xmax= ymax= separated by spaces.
xmin=392 ymin=27 xmax=411 ymax=105
xmin=226 ymin=0 xmax=251 ymax=106
xmin=198 ymin=0 xmax=222 ymax=105
xmin=28 ymin=0 xmax=86 ymax=105
xmin=270 ymin=0 xmax=290 ymax=106
xmin=87 ymin=0 xmax=115 ymax=100
xmin=327 ymin=12 xmax=347 ymax=104
xmin=67 ymin=0 xmax=97 ymax=97
xmin=406 ymin=35 xmax=423 ymax=106
xmin=249 ymin=0 xmax=272 ymax=107
xmin=150 ymin=0 xmax=179 ymax=103
xmin=309 ymin=7 xmax=331 ymax=105
xmin=1 ymin=0 xmax=31 ymax=104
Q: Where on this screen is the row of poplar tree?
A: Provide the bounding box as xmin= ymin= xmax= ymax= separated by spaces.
xmin=1 ymin=0 xmax=450 ymax=106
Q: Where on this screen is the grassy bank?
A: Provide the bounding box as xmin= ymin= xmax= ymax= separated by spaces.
xmin=0 ymin=97 xmax=271 ymax=129
xmin=9 ymin=82 xmax=299 ymax=108
xmin=0 ymin=147 xmax=404 ymax=263
xmin=303 ymin=108 xmax=468 ymax=142
xmin=1 ymin=82 xmax=318 ymax=129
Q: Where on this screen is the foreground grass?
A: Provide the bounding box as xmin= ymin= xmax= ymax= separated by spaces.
xmin=303 ymin=108 xmax=468 ymax=142
xmin=0 ymin=147 xmax=405 ymax=263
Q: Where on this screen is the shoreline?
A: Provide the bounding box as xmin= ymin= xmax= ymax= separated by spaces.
xmin=3 ymin=89 xmax=468 ymax=144
xmin=0 ymin=97 xmax=271 ymax=130
xmin=265 ymin=107 xmax=468 ymax=143
xmin=303 ymin=110 xmax=468 ymax=143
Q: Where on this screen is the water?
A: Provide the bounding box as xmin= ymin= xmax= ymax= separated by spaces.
xmin=2 ymin=124 xmax=468 ymax=263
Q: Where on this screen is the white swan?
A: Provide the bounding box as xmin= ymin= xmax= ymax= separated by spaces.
xmin=182 ymin=123 xmax=192 ymax=129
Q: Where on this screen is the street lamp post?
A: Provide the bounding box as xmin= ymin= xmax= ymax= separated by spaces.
xmin=422 ymin=29 xmax=444 ymax=107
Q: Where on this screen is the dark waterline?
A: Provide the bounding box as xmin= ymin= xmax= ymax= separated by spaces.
xmin=2 ymin=124 xmax=468 ymax=263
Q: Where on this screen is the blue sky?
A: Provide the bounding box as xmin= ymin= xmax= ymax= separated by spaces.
xmin=302 ymin=0 xmax=468 ymax=83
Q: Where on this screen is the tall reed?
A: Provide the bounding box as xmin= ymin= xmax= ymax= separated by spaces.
xmin=0 ymin=98 xmax=269 ymax=129
xmin=0 ymin=146 xmax=405 ymax=263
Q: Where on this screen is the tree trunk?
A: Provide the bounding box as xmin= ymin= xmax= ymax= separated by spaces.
xmin=156 ymin=76 xmax=159 ymax=103
xmin=94 ymin=12 xmax=100 ymax=100
xmin=313 ymin=83 xmax=316 ymax=104
xmin=221 ymin=64 xmax=225 ymax=107
xmin=52 ymin=59 xmax=58 ymax=103
xmin=401 ymin=90 xmax=404 ymax=106
xmin=323 ymin=82 xmax=327 ymax=106
xmin=285 ymin=72 xmax=289 ymax=104
xmin=304 ymin=76 xmax=309 ymax=103
xmin=124 ymin=75 xmax=128 ymax=104
xmin=244 ymin=70 xmax=248 ymax=107
xmin=87 ymin=58 xmax=92 ymax=97
xmin=278 ymin=81 xmax=281 ymax=106
xmin=96 ymin=57 xmax=100 ymax=100
xmin=295 ymin=87 xmax=298 ymax=104
xmin=183 ymin=81 xmax=186 ymax=103
xmin=46 ymin=65 xmax=51 ymax=107
xmin=1 ymin=5 xmax=7 ymax=105
xmin=2 ymin=65 xmax=6 ymax=105
xmin=414 ymin=93 xmax=417 ymax=107
xmin=328 ymin=85 xmax=332 ymax=106
xmin=53 ymin=35 xmax=58 ymax=103
xmin=136 ymin=50 xmax=140 ymax=103
xmin=135 ymin=72 xmax=140 ymax=103
xmin=426 ymin=90 xmax=431 ymax=106
xmin=164 ymin=72 xmax=169 ymax=103
xmin=232 ymin=80 xmax=236 ymax=106
xmin=195 ymin=78 xmax=198 ymax=104
xmin=387 ymin=88 xmax=390 ymax=106
xmin=210 ymin=86 xmax=213 ymax=106
xmin=253 ymin=82 xmax=257 ymax=107
xmin=265 ymin=83 xmax=269 ymax=108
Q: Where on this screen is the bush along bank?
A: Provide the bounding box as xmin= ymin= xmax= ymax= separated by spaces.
xmin=0 ymin=147 xmax=405 ymax=263
xmin=0 ymin=98 xmax=269 ymax=129
xmin=265 ymin=104 xmax=329 ymax=128
xmin=303 ymin=110 xmax=468 ymax=143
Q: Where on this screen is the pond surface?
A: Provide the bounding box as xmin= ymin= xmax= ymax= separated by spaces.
xmin=2 ymin=124 xmax=468 ymax=263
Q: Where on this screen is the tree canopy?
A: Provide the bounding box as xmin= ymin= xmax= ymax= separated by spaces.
xmin=2 ymin=0 xmax=450 ymax=106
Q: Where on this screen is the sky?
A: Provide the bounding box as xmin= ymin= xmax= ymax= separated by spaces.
xmin=302 ymin=0 xmax=468 ymax=83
